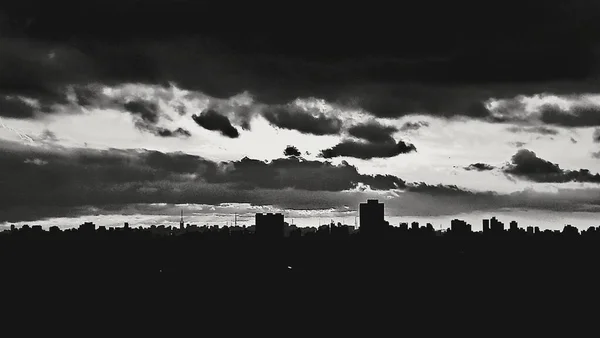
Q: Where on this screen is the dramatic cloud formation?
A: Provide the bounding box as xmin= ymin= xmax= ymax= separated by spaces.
xmin=0 ymin=140 xmax=413 ymax=208
xmin=504 ymin=149 xmax=600 ymax=183
xmin=192 ymin=110 xmax=240 ymax=138
xmin=348 ymin=121 xmax=398 ymax=143
xmin=262 ymin=105 xmax=342 ymax=136
xmin=4 ymin=2 xmax=600 ymax=226
xmin=2 ymin=0 xmax=599 ymax=122
xmin=464 ymin=163 xmax=495 ymax=171
xmin=283 ymin=145 xmax=301 ymax=157
xmin=320 ymin=140 xmax=417 ymax=160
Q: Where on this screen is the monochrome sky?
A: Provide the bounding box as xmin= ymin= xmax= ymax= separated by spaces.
xmin=3 ymin=1 xmax=600 ymax=228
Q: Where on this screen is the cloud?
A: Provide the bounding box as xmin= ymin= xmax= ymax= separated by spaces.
xmin=406 ymin=183 xmax=488 ymax=196
xmin=504 ymin=149 xmax=600 ymax=183
xmin=347 ymin=121 xmax=398 ymax=143
xmin=464 ymin=163 xmax=495 ymax=171
xmin=191 ymin=109 xmax=240 ymax=138
xmin=261 ymin=104 xmax=342 ymax=136
xmin=283 ymin=145 xmax=301 ymax=157
xmin=156 ymin=127 xmax=191 ymax=138
xmin=400 ymin=121 xmax=430 ymax=131
xmin=539 ymin=104 xmax=600 ymax=127
xmin=5 ymin=4 xmax=599 ymax=124
xmin=0 ymin=140 xmax=412 ymax=209
xmin=506 ymin=125 xmax=559 ymax=135
xmin=0 ymin=96 xmax=38 ymax=118
xmin=594 ymin=129 xmax=600 ymax=143
xmin=319 ymin=139 xmax=417 ymax=159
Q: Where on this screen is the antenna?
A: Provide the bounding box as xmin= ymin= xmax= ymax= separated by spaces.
xmin=234 ymin=213 xmax=237 ymax=227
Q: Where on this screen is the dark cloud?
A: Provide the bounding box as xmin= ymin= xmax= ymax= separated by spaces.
xmin=114 ymin=99 xmax=190 ymax=138
xmin=156 ymin=127 xmax=191 ymax=138
xmin=192 ymin=109 xmax=239 ymax=138
xmin=0 ymin=96 xmax=36 ymax=118
xmin=262 ymin=105 xmax=342 ymax=136
xmin=320 ymin=140 xmax=417 ymax=160
xmin=539 ymin=104 xmax=600 ymax=127
xmin=400 ymin=121 xmax=430 ymax=131
xmin=124 ymin=100 xmax=159 ymax=124
xmin=464 ymin=163 xmax=495 ymax=171
xmin=283 ymin=145 xmax=301 ymax=157
xmin=571 ymin=137 xmax=578 ymax=144
xmin=504 ymin=149 xmax=600 ymax=183
xmin=592 ymin=151 xmax=600 ymax=159
xmin=506 ymin=125 xmax=560 ymax=135
xmin=2 ymin=1 xmax=599 ymax=122
xmin=511 ymin=141 xmax=527 ymax=148
xmin=0 ymin=140 xmax=410 ymax=209
xmin=348 ymin=121 xmax=398 ymax=143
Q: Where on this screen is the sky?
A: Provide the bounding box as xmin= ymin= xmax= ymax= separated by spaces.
xmin=3 ymin=1 xmax=600 ymax=230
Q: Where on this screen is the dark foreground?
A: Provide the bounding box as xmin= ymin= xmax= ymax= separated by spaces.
xmin=2 ymin=234 xmax=598 ymax=333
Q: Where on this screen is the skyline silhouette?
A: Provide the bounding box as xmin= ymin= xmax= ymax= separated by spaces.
xmin=4 ymin=2 xmax=600 ymax=329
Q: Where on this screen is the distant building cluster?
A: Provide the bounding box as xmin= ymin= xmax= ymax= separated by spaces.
xmin=3 ymin=199 xmax=599 ymax=240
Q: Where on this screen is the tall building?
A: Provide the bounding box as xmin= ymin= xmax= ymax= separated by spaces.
xmin=359 ymin=199 xmax=385 ymax=235
xmin=490 ymin=217 xmax=504 ymax=233
xmin=255 ymin=213 xmax=285 ymax=238
xmin=180 ymin=210 xmax=184 ymax=230
xmin=483 ymin=219 xmax=490 ymax=232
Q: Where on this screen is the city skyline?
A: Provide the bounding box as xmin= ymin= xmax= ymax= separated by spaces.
xmin=4 ymin=2 xmax=600 ymax=226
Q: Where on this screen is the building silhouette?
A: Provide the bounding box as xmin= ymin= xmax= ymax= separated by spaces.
xmin=255 ymin=213 xmax=284 ymax=239
xmin=179 ymin=210 xmax=184 ymax=230
xmin=359 ymin=199 xmax=386 ymax=236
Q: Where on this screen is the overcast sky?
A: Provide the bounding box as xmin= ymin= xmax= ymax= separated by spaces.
xmin=3 ymin=1 xmax=600 ymax=229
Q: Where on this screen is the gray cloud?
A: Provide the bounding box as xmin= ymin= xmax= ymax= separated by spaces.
xmin=0 ymin=140 xmax=413 ymax=210
xmin=504 ymin=149 xmax=600 ymax=183
xmin=506 ymin=125 xmax=559 ymax=135
xmin=539 ymin=104 xmax=600 ymax=127
xmin=400 ymin=121 xmax=430 ymax=131
xmin=320 ymin=139 xmax=417 ymax=159
xmin=262 ymin=105 xmax=342 ymax=136
xmin=347 ymin=121 xmax=398 ymax=143
xmin=192 ymin=109 xmax=240 ymax=138
xmin=464 ymin=163 xmax=495 ymax=171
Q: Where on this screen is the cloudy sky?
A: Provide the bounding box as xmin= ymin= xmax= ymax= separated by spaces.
xmin=3 ymin=1 xmax=600 ymax=229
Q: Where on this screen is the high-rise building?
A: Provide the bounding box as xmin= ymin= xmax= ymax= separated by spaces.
xmin=490 ymin=217 xmax=504 ymax=232
xmin=359 ymin=199 xmax=385 ymax=235
xmin=483 ymin=219 xmax=490 ymax=232
xmin=180 ymin=210 xmax=184 ymax=230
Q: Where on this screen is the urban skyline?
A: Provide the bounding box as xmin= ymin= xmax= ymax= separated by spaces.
xmin=4 ymin=198 xmax=599 ymax=235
